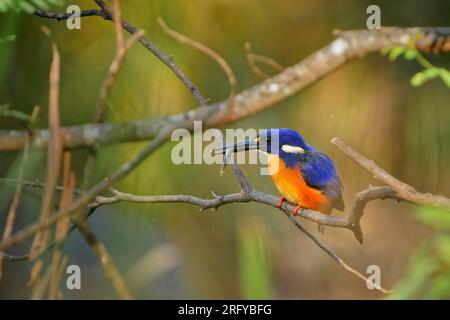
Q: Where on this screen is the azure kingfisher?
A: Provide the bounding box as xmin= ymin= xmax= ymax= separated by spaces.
xmin=214 ymin=128 xmax=344 ymax=232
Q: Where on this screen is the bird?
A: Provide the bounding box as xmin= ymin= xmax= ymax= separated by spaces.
xmin=213 ymin=128 xmax=344 ymax=233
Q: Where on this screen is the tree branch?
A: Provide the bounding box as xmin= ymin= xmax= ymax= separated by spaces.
xmin=245 ymin=41 xmax=284 ymax=79
xmin=5 ymin=134 xmax=449 ymax=294
xmin=73 ymin=218 xmax=133 ymax=299
xmin=158 ymin=17 xmax=236 ymax=109
xmin=35 ymin=1 xmax=208 ymax=107
xmin=95 ymin=4 xmax=145 ymax=123
xmin=34 ymin=9 xmax=107 ymax=20
xmin=332 ymin=137 xmax=450 ymax=211
xmin=93 ymin=0 xmax=209 ymax=106
xmin=2 ymin=27 xmax=448 ymax=151
xmin=2 ymin=13 xmax=450 ymax=296
xmin=29 ymin=44 xmax=62 ymax=260
xmin=0 ymin=132 xmax=168 ymax=253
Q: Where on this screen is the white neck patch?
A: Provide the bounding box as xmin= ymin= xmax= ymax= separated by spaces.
xmin=281 ymin=144 xmax=305 ymax=154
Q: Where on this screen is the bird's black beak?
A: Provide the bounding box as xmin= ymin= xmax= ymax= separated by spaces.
xmin=211 ymin=139 xmax=258 ymax=156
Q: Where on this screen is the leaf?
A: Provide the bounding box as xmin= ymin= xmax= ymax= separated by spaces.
xmin=0 ymin=35 xmax=16 ymax=45
xmin=403 ymin=48 xmax=417 ymax=60
xmin=439 ymin=70 xmax=450 ymax=87
xmin=388 ymin=46 xmax=407 ymax=61
xmin=390 ymin=252 xmax=437 ymax=299
xmin=238 ymin=220 xmax=272 ymax=299
xmin=380 ymin=47 xmax=392 ymax=56
xmin=435 ymin=235 xmax=450 ymax=265
xmin=423 ymin=273 xmax=450 ymax=299
xmin=17 ymin=0 xmax=35 ymax=13
xmin=30 ymin=0 xmax=50 ymax=10
xmin=411 ymin=72 xmax=427 ymax=87
xmin=0 ymin=104 xmax=33 ymax=121
xmin=414 ymin=206 xmax=450 ymax=229
xmin=0 ymin=0 xmax=65 ymax=13
xmin=410 ymin=68 xmax=441 ymax=87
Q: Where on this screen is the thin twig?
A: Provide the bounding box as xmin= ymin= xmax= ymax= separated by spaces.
xmin=0 ymin=132 xmax=168 ymax=253
xmin=29 ymin=44 xmax=63 ymax=261
xmin=0 ymin=178 xmax=82 ymax=195
xmin=2 ymin=27 xmax=444 ymax=152
xmin=283 ymin=212 xmax=392 ymax=294
xmin=73 ymin=219 xmax=133 ymax=299
xmin=34 ymin=9 xmax=107 ymax=20
xmin=0 ymin=154 xmax=426 ymax=295
xmin=0 ymin=106 xmax=39 ymax=273
xmin=158 ymin=17 xmax=236 ymax=109
xmin=83 ymin=0 xmax=145 ymax=191
xmin=95 ymin=2 xmax=145 ymax=123
xmin=99 ymin=185 xmax=392 ymax=293
xmin=245 ymin=42 xmax=284 ymax=79
xmin=0 ymin=111 xmax=33 ymax=277
xmin=48 ymin=151 xmax=75 ymax=299
xmin=332 ymin=137 xmax=450 ymax=211
xmin=35 ymin=3 xmax=208 ymax=106
xmin=92 ymin=0 xmax=208 ymax=106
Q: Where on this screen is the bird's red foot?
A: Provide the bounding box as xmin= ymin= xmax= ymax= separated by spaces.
xmin=277 ymin=196 xmax=286 ymax=209
xmin=293 ymin=205 xmax=304 ymax=216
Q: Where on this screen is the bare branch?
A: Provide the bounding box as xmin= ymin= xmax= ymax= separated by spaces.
xmin=111 ymin=0 xmax=124 ymax=48
xmin=0 ymin=106 xmax=39 ymax=272
xmin=48 ymin=151 xmax=75 ymax=299
xmin=2 ymin=20 xmax=449 ymax=296
xmin=158 ymin=17 xmax=236 ymax=108
xmin=92 ymin=0 xmax=208 ymax=106
xmin=2 ymin=27 xmax=447 ymax=152
xmin=35 ymin=2 xmax=208 ymax=106
xmin=245 ymin=42 xmax=284 ymax=79
xmin=332 ymin=137 xmax=450 ymax=211
xmin=0 ymin=132 xmax=168 ymax=253
xmin=281 ymin=210 xmax=392 ymax=294
xmin=0 ymin=117 xmax=32 ymax=277
xmin=84 ymin=0 xmax=145 ymax=193
xmin=34 ymin=9 xmax=107 ymax=20
xmin=29 ymin=44 xmax=62 ymax=260
xmin=91 ymin=187 xmax=393 ymax=294
xmin=73 ymin=218 xmax=133 ymax=299
xmin=95 ymin=1 xmax=145 ymax=123
xmin=0 ymin=178 xmax=82 ymax=195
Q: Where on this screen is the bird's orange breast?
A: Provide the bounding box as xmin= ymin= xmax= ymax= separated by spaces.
xmin=268 ymin=155 xmax=331 ymax=213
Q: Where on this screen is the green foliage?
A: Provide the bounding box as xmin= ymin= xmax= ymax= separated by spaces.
xmin=0 ymin=0 xmax=64 ymax=13
xmin=390 ymin=206 xmax=450 ymax=299
xmin=410 ymin=67 xmax=450 ymax=87
xmin=381 ymin=46 xmax=450 ymax=88
xmin=0 ymin=104 xmax=33 ymax=121
xmin=238 ymin=221 xmax=273 ymax=299
xmin=0 ymin=34 xmax=16 ymax=44
xmin=414 ymin=207 xmax=450 ymax=230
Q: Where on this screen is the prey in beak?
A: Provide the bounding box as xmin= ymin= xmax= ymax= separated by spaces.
xmin=211 ymin=138 xmax=260 ymax=175
xmin=211 ymin=139 xmax=259 ymax=156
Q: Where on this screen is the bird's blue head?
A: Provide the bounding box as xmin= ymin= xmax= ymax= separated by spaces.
xmin=213 ymin=128 xmax=311 ymax=167
xmin=258 ymin=129 xmax=310 ymax=167
xmin=257 ymin=128 xmax=308 ymax=154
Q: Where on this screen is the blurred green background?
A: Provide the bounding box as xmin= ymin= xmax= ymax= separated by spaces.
xmin=0 ymin=0 xmax=450 ymax=299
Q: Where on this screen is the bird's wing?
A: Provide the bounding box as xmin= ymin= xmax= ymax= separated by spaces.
xmin=298 ymin=151 xmax=345 ymax=211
